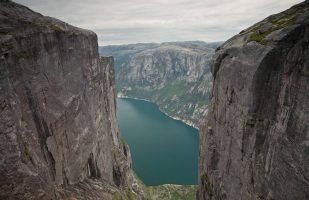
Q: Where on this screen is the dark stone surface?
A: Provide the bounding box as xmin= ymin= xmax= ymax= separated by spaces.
xmin=199 ymin=1 xmax=309 ymax=200
xmin=0 ymin=1 xmax=140 ymax=199
xmin=258 ymin=23 xmax=273 ymax=34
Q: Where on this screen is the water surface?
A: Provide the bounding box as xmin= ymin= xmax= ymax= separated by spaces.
xmin=117 ymin=98 xmax=199 ymax=186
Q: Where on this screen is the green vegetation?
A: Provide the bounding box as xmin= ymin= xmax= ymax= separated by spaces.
xmin=201 ymin=173 xmax=213 ymax=196
xmin=197 ymin=100 xmax=209 ymax=107
xmin=207 ymin=124 xmax=212 ymax=130
xmin=146 ymin=184 xmax=198 ymax=200
xmin=125 ymin=88 xmax=153 ymax=99
xmin=23 ymin=145 xmax=30 ymax=159
xmin=249 ymin=33 xmax=265 ymax=43
xmin=247 ymin=5 xmax=306 ymax=44
xmin=16 ymin=16 xmax=23 ymax=22
xmin=112 ymin=190 xmax=138 ymax=200
xmin=50 ymin=24 xmax=63 ymax=33
xmin=121 ymin=79 xmax=209 ymax=126
xmin=126 ymin=175 xmax=198 ymax=200
xmin=158 ymin=80 xmax=187 ymax=99
xmin=112 ymin=180 xmax=197 ymax=200
xmin=124 ymin=80 xmax=189 ymax=101
xmin=112 ymin=192 xmax=123 ymax=200
xmin=106 ymin=42 xmax=216 ymax=127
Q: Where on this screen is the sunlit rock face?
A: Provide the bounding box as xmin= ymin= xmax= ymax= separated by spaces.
xmin=0 ymin=1 xmax=139 ymax=199
xmin=199 ymin=1 xmax=309 ymax=200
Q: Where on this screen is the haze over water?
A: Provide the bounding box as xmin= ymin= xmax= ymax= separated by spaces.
xmin=117 ymin=98 xmax=199 ymax=186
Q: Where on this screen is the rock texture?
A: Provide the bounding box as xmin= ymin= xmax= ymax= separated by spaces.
xmin=0 ymin=1 xmax=141 ymax=199
xmin=199 ymin=1 xmax=309 ymax=200
xmin=101 ymin=41 xmax=221 ymax=128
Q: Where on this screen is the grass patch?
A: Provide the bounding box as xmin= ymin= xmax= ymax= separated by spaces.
xmin=201 ymin=173 xmax=213 ymax=196
xmin=50 ymin=24 xmax=64 ymax=33
xmin=112 ymin=190 xmax=138 ymax=200
xmin=146 ymin=185 xmax=198 ymax=200
xmin=247 ymin=5 xmax=306 ymax=44
xmin=249 ymin=33 xmax=265 ymax=43
xmin=112 ymin=192 xmax=123 ymax=200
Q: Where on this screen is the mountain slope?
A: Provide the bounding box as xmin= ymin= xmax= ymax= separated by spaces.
xmin=101 ymin=41 xmax=221 ymax=128
xmin=199 ymin=1 xmax=309 ymax=199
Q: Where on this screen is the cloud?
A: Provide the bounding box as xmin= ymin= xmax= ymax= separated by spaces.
xmin=14 ymin=0 xmax=303 ymax=45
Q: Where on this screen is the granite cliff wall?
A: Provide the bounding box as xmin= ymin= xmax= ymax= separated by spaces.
xmin=199 ymin=1 xmax=309 ymax=200
xmin=0 ymin=1 xmax=140 ymax=199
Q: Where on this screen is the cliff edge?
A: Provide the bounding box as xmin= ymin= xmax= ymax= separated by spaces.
xmin=199 ymin=1 xmax=309 ymax=200
xmin=0 ymin=1 xmax=140 ymax=199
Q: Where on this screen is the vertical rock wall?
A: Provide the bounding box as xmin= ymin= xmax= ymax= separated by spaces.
xmin=0 ymin=1 xmax=137 ymax=199
xmin=199 ymin=2 xmax=309 ymax=200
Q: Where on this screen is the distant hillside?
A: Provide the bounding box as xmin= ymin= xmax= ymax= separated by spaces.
xmin=100 ymin=41 xmax=222 ymax=128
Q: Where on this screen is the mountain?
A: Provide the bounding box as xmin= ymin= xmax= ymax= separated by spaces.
xmin=198 ymin=1 xmax=309 ymax=199
xmin=100 ymin=41 xmax=222 ymax=128
xmin=0 ymin=1 xmax=142 ymax=199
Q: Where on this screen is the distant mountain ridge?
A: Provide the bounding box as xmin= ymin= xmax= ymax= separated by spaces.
xmin=100 ymin=41 xmax=222 ymax=128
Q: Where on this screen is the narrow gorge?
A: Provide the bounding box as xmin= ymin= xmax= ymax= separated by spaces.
xmin=1 ymin=0 xmax=309 ymax=200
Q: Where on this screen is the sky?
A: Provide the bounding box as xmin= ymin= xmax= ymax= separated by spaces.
xmin=14 ymin=0 xmax=303 ymax=45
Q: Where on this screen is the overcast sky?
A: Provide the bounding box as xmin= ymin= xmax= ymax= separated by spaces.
xmin=14 ymin=0 xmax=302 ymax=45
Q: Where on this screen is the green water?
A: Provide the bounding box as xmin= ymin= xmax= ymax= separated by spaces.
xmin=117 ymin=98 xmax=199 ymax=186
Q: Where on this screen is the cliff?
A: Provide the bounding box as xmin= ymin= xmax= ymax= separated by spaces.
xmin=199 ymin=1 xmax=309 ymax=200
xmin=0 ymin=1 xmax=141 ymax=199
xmin=101 ymin=41 xmax=221 ymax=128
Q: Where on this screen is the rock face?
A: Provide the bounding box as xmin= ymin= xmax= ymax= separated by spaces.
xmin=0 ymin=1 xmax=139 ymax=199
xmin=101 ymin=41 xmax=221 ymax=127
xmin=199 ymin=2 xmax=309 ymax=200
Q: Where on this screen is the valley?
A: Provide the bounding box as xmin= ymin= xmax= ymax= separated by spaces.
xmin=100 ymin=41 xmax=221 ymax=128
xmin=117 ymin=98 xmax=199 ymax=186
xmin=1 ymin=1 xmax=308 ymax=200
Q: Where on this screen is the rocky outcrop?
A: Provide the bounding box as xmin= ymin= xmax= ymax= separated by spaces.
xmin=0 ymin=1 xmax=141 ymax=199
xmin=101 ymin=41 xmax=221 ymax=128
xmin=199 ymin=1 xmax=309 ymax=200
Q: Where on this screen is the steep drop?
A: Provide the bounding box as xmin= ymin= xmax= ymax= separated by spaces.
xmin=199 ymin=1 xmax=309 ymax=200
xmin=0 ymin=1 xmax=139 ymax=199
